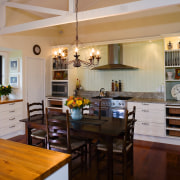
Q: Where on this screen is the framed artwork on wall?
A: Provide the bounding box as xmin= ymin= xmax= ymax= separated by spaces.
xmin=9 ymin=58 xmax=19 ymax=73
xmin=9 ymin=74 xmax=18 ymax=88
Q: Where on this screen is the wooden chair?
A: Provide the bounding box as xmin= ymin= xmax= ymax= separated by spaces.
xmin=96 ymin=106 xmax=136 ymax=180
xmin=45 ymin=108 xmax=87 ymax=179
xmin=82 ymin=102 xmax=102 ymax=168
xmin=27 ymin=100 xmax=47 ymax=148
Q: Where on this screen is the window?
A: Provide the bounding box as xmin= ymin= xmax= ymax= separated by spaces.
xmin=0 ymin=55 xmax=2 ymax=85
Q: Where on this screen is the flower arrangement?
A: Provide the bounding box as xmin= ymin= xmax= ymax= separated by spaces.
xmin=65 ymin=96 xmax=90 ymax=109
xmin=0 ymin=85 xmax=12 ymax=96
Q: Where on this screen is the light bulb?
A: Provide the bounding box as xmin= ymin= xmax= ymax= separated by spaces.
xmin=97 ymin=51 xmax=100 ymax=56
xmin=75 ymin=47 xmax=78 ymax=53
xmin=59 ymin=49 xmax=62 ymax=54
xmin=92 ymin=48 xmax=95 ymax=53
xmin=54 ymin=51 xmax=57 ymax=56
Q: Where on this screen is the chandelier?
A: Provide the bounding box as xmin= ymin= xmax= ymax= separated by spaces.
xmin=67 ymin=0 xmax=101 ymax=68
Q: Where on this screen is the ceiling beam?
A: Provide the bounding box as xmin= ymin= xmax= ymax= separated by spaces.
xmin=0 ymin=0 xmax=180 ymax=35
xmin=0 ymin=3 xmax=6 ymax=28
xmin=69 ymin=0 xmax=75 ymax=13
xmin=4 ymin=2 xmax=68 ymax=16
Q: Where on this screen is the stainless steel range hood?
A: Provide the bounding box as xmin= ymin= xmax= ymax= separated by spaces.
xmin=92 ymin=44 xmax=138 ymax=70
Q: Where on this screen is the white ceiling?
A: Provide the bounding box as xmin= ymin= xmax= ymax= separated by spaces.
xmin=1 ymin=0 xmax=180 ymax=35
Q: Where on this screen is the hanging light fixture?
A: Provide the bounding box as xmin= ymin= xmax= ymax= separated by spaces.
xmin=67 ymin=0 xmax=101 ymax=68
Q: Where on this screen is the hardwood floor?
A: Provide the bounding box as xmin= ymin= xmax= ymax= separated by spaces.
xmin=9 ymin=135 xmax=180 ymax=180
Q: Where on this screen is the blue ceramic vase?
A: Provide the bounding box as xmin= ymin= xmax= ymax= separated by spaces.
xmin=71 ymin=108 xmax=82 ymax=120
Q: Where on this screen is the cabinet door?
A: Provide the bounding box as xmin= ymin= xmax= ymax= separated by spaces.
xmin=128 ymin=102 xmax=165 ymax=123
xmin=135 ymin=121 xmax=165 ymax=137
xmin=0 ymin=102 xmax=23 ymax=137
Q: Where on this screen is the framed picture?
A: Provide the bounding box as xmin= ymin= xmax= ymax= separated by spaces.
xmin=175 ymin=69 xmax=180 ymax=79
xmin=10 ymin=58 xmax=19 ymax=73
xmin=9 ymin=74 xmax=18 ymax=88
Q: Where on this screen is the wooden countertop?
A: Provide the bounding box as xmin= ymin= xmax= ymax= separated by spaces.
xmin=0 ymin=139 xmax=71 ymax=180
xmin=0 ymin=99 xmax=23 ymax=104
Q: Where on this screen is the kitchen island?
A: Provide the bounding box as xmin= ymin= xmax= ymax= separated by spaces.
xmin=0 ymin=138 xmax=71 ymax=180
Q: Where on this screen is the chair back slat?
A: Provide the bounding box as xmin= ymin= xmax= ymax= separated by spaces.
xmin=123 ymin=106 xmax=136 ymax=151
xmin=46 ymin=108 xmax=71 ymax=153
xmin=27 ymin=100 xmax=44 ymax=121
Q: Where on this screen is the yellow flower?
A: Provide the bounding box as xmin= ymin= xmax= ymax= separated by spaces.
xmin=76 ymin=100 xmax=82 ymax=106
xmin=67 ymin=99 xmax=74 ymax=106
xmin=84 ymin=99 xmax=90 ymax=105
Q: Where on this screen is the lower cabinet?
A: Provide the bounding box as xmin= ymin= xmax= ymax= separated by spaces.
xmin=0 ymin=101 xmax=24 ymax=139
xmin=128 ymin=101 xmax=165 ymax=137
xmin=46 ymin=97 xmax=68 ymax=113
xmin=166 ymin=105 xmax=180 ymax=138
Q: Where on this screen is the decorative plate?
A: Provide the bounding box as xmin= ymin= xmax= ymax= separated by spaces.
xmin=33 ymin=44 xmax=41 ymax=55
xmin=171 ymin=84 xmax=180 ymax=100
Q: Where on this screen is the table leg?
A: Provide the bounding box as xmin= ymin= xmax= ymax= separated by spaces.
xmin=25 ymin=122 xmax=32 ymax=145
xmin=107 ymin=136 xmax=113 ymax=180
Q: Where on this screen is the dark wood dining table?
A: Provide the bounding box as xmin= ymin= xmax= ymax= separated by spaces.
xmin=20 ymin=115 xmax=126 ymax=180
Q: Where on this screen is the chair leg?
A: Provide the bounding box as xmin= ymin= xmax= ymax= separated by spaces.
xmin=89 ymin=141 xmax=92 ymax=168
xmin=123 ymin=154 xmax=127 ymax=180
xmin=96 ymin=149 xmax=100 ymax=179
xmin=83 ymin=144 xmax=87 ymax=170
xmin=131 ymin=147 xmax=134 ymax=175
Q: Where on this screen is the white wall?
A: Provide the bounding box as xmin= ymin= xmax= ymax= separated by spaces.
xmin=69 ymin=39 xmax=164 ymax=93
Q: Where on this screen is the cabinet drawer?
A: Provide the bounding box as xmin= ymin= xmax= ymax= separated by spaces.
xmin=168 ymin=108 xmax=180 ymax=115
xmin=128 ymin=102 xmax=164 ymax=111
xmin=136 ymin=110 xmax=164 ymax=123
xmin=135 ymin=121 xmax=165 ymax=137
xmin=168 ymin=119 xmax=180 ymax=126
xmin=0 ymin=102 xmax=22 ymax=112
xmin=49 ymin=100 xmax=62 ymax=106
xmin=0 ymin=124 xmax=21 ymax=137
xmin=167 ymin=130 xmax=180 ymax=137
xmin=128 ymin=102 xmax=165 ymax=123
xmin=0 ymin=118 xmax=20 ymax=128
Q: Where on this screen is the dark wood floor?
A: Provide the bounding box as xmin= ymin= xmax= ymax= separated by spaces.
xmin=9 ymin=135 xmax=180 ymax=180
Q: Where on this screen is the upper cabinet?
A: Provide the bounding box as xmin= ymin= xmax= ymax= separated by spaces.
xmin=164 ymin=37 xmax=180 ymax=101
xmin=52 ymin=48 xmax=68 ymax=82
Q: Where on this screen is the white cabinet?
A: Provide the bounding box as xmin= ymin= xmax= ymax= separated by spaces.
xmin=0 ymin=101 xmax=23 ymax=138
xmin=166 ymin=105 xmax=180 ymax=138
xmin=46 ymin=97 xmax=68 ymax=113
xmin=128 ymin=102 xmax=165 ymax=137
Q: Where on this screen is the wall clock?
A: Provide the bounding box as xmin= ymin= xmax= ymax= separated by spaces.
xmin=171 ymin=84 xmax=180 ymax=100
xmin=33 ymin=44 xmax=41 ymax=55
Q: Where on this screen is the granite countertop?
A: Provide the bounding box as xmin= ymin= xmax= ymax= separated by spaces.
xmin=128 ymin=97 xmax=165 ymax=104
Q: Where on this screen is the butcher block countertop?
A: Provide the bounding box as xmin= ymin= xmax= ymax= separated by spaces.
xmin=0 ymin=98 xmax=23 ymax=104
xmin=0 ymin=139 xmax=71 ymax=180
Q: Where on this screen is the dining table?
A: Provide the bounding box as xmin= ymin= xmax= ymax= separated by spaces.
xmin=20 ymin=114 xmax=126 ymax=180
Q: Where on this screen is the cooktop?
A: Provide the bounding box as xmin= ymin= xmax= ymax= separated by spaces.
xmin=112 ymin=96 xmax=133 ymax=100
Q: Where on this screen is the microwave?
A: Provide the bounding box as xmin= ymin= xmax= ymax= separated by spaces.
xmin=52 ymin=82 xmax=68 ymax=97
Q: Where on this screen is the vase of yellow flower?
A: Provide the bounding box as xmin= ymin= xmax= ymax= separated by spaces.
xmin=71 ymin=108 xmax=82 ymax=120
xmin=65 ymin=96 xmax=90 ymax=120
xmin=0 ymin=85 xmax=12 ymax=101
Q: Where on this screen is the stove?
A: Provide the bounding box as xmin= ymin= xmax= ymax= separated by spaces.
xmin=111 ymin=96 xmax=133 ymax=118
xmin=111 ymin=96 xmax=133 ymax=109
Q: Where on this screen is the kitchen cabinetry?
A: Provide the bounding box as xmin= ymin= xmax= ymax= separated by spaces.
xmin=51 ymin=49 xmax=68 ymax=97
xmin=46 ymin=97 xmax=68 ymax=113
xmin=165 ymin=105 xmax=180 ymax=138
xmin=128 ymin=102 xmax=165 ymax=137
xmin=0 ymin=101 xmax=23 ymax=138
xmin=165 ymin=49 xmax=180 ymax=100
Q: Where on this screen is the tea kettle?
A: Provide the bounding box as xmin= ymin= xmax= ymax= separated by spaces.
xmin=99 ymin=88 xmax=106 ymax=97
